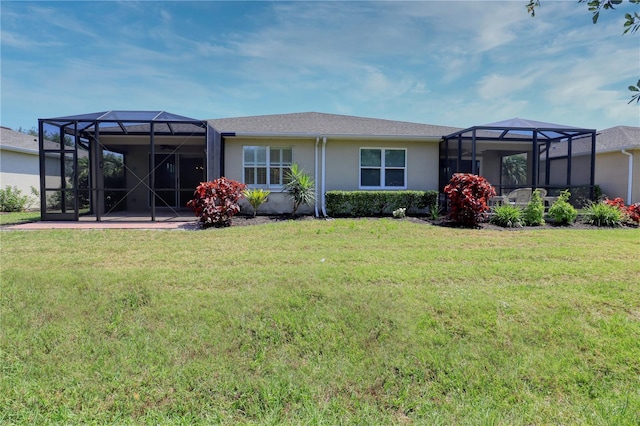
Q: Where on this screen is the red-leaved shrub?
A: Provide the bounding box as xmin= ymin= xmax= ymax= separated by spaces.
xmin=187 ymin=177 xmax=246 ymax=228
xmin=628 ymin=203 xmax=640 ymax=224
xmin=604 ymin=197 xmax=640 ymax=224
xmin=603 ymin=197 xmax=625 ymax=209
xmin=444 ymin=173 xmax=496 ymax=228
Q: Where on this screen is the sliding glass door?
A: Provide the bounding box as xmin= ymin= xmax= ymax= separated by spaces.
xmin=151 ymin=154 xmax=204 ymax=208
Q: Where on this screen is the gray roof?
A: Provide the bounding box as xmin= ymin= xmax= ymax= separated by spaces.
xmin=1 ymin=126 xmax=40 ymax=153
xmin=207 ymin=112 xmax=462 ymax=138
xmin=594 ymin=125 xmax=640 ymax=151
xmin=1 ymin=126 xmax=88 ymax=154
xmin=558 ymin=125 xmax=640 ymax=156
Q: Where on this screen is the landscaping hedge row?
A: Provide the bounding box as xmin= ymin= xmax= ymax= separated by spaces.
xmin=325 ymin=190 xmax=438 ymax=217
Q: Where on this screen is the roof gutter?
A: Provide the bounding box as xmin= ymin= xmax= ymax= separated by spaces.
xmin=223 ymin=132 xmax=442 ymax=142
xmin=621 ymin=150 xmax=634 ymax=204
xmin=0 ymin=146 xmax=39 ymax=155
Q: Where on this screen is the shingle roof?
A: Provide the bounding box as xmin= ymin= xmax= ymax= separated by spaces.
xmin=1 ymin=126 xmax=87 ymax=153
xmin=594 ymin=126 xmax=640 ymax=151
xmin=0 ymin=126 xmax=40 ymax=153
xmin=207 ymin=112 xmax=461 ymax=138
xmin=554 ymin=125 xmax=640 ymax=156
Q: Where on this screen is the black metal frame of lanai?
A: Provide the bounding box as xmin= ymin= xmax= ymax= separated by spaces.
xmin=441 ymin=118 xmax=597 ymax=198
xmin=38 ymin=111 xmax=222 ymax=221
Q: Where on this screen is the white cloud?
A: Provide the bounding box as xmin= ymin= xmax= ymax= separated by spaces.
xmin=477 ymin=71 xmax=542 ymax=100
xmin=27 ymin=5 xmax=99 ymax=39
xmin=159 ymin=8 xmax=172 ymax=24
xmin=1 ymin=0 xmax=637 ymax=131
xmin=0 ymin=30 xmax=63 ymax=49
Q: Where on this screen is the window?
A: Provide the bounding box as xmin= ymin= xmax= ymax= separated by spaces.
xmin=243 ymin=146 xmax=292 ymax=187
xmin=360 ymin=148 xmax=406 ymax=188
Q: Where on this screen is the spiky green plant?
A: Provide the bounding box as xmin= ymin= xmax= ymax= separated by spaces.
xmin=243 ymin=188 xmax=270 ymax=217
xmin=428 ymin=203 xmax=442 ymax=221
xmin=582 ymin=201 xmax=624 ymax=227
xmin=284 ymin=164 xmax=315 ymax=215
xmin=490 ymin=204 xmax=524 ymax=228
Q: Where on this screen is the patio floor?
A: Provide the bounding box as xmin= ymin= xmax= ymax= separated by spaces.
xmin=2 ymin=213 xmax=199 ymax=230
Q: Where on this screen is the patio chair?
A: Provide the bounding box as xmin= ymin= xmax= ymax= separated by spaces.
xmin=506 ymin=188 xmax=533 ymax=207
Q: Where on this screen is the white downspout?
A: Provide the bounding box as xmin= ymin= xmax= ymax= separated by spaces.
xmin=314 ymin=137 xmax=319 ymax=217
xmin=622 ymin=150 xmax=633 ymax=203
xmin=321 ymin=136 xmax=328 ymax=217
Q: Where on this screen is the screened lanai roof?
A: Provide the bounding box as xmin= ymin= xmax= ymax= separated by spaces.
xmin=445 ymin=117 xmax=596 ymax=142
xmin=440 ymin=117 xmax=597 ymax=198
xmin=40 ymin=110 xmax=207 ymax=136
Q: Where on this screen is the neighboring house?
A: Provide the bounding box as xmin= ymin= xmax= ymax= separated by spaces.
xmin=542 ymin=125 xmax=640 ymax=204
xmin=582 ymin=126 xmax=640 ymax=204
xmin=0 ymin=126 xmax=41 ymax=208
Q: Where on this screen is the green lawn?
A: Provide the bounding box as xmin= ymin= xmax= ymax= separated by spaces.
xmin=1 ymin=220 xmax=639 ymax=424
xmin=0 ymin=211 xmax=40 ymax=226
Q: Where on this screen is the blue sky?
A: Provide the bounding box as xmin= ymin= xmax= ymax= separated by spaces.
xmin=1 ymin=1 xmax=638 ymax=132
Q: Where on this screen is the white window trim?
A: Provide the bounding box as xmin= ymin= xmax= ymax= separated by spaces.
xmin=359 ymin=147 xmax=407 ymax=189
xmin=242 ymin=145 xmax=293 ymax=189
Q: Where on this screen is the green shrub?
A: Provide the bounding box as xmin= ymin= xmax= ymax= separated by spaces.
xmin=325 ymin=190 xmax=438 ymax=217
xmin=243 ymin=188 xmax=270 ymax=217
xmin=490 ymin=204 xmax=524 ymax=228
xmin=583 ymin=201 xmax=624 ymax=227
xmin=0 ymin=186 xmax=32 ymax=212
xmin=523 ymin=189 xmax=545 ymax=226
xmin=284 ymin=164 xmax=315 ymax=215
xmin=547 ymin=190 xmax=577 ymax=225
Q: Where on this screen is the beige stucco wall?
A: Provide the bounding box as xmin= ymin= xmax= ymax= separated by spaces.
xmin=323 ymin=139 xmax=440 ymax=191
xmin=595 ymin=150 xmax=639 ymax=203
xmin=224 ymin=137 xmax=317 ymax=214
xmin=0 ymin=149 xmax=41 ymax=208
xmin=570 ymin=156 xmax=592 ymax=186
xmin=223 ymin=137 xmax=441 ymax=215
xmin=538 ymin=150 xmax=640 ymax=204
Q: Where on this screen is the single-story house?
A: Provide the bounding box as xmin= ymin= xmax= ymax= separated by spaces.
xmin=36 ymin=111 xmax=635 ymax=221
xmin=1 ymin=126 xmax=45 ymax=208
xmin=209 ymin=112 xmax=461 ymax=216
